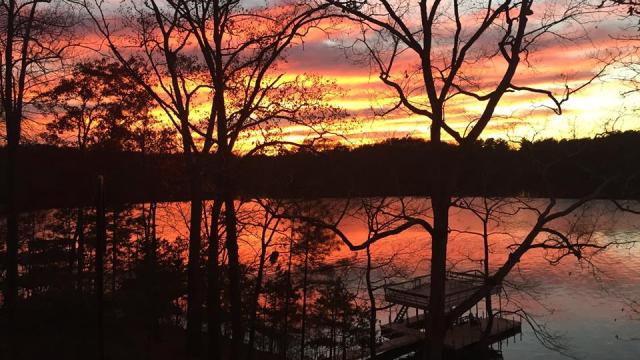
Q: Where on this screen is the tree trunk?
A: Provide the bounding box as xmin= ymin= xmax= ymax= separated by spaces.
xmin=330 ymin=306 xmax=336 ymax=360
xmin=207 ymin=200 xmax=223 ymax=360
xmin=4 ymin=117 xmax=19 ymax=360
xmin=365 ymin=246 xmax=377 ymax=360
xmin=426 ymin=120 xmax=450 ymax=360
xmin=76 ymin=208 xmax=85 ymax=293
xmin=145 ymin=202 xmax=160 ymax=341
xmin=299 ymin=240 xmax=310 ymax=360
xmin=95 ymin=175 xmax=106 ymax=360
xmin=341 ymin=318 xmax=347 ymax=360
xmin=186 ymin=171 xmax=204 ymax=359
xmin=479 ymin=217 xmax=494 ymax=348
xmin=224 ymin=196 xmax=244 ymax=356
xmin=427 ymin=197 xmax=449 ymax=360
xmin=281 ymin=223 xmax=295 ymax=359
xmin=112 ymin=208 xmax=119 ymax=296
xmin=247 ymin=242 xmax=268 ymax=360
xmin=3 ymin=7 xmax=19 ymax=357
xmin=483 ymin=221 xmax=493 ymax=319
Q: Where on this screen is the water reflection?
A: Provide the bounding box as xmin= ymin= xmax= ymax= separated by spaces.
xmin=1 ymin=198 xmax=639 ymax=359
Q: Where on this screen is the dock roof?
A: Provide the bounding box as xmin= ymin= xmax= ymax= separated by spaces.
xmin=383 ymin=270 xmax=500 ymax=310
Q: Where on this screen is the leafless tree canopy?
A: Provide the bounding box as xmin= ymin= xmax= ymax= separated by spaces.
xmin=73 ymin=0 xmax=346 ymax=156
xmin=325 ymin=0 xmax=611 ymax=143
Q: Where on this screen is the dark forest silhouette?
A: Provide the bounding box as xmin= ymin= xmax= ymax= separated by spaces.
xmin=2 ymin=131 xmax=639 ymax=211
xmin=2 ymin=0 xmax=640 ymax=360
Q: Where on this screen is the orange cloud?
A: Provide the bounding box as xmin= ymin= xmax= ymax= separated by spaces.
xmin=31 ymin=2 xmax=640 ymax=150
xmin=269 ymin=10 xmax=639 ymax=145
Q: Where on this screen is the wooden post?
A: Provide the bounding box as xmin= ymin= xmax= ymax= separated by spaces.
xmin=95 ymin=175 xmax=106 ymax=360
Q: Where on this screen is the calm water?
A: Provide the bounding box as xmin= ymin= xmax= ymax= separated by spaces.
xmin=324 ymin=199 xmax=640 ymax=360
xmin=30 ymin=198 xmax=640 ymax=359
xmin=147 ymin=198 xmax=640 ymax=359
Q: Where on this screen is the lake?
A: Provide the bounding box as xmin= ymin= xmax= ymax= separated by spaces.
xmin=14 ymin=198 xmax=640 ymax=359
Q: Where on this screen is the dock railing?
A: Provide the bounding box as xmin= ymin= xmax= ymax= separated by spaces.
xmin=384 ymin=270 xmax=501 ymax=310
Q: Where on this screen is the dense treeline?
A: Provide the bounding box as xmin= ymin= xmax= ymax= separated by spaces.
xmin=0 ymin=199 xmax=372 ymax=359
xmin=2 ymin=1 xmax=640 ymax=360
xmin=2 ymin=130 xmax=639 ymax=211
xmin=247 ymin=130 xmax=640 ymax=199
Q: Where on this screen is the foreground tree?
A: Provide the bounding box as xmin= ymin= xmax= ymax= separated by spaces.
xmin=316 ymin=1 xmax=613 ymax=358
xmin=269 ymin=194 xmax=632 ymax=360
xmin=75 ymin=0 xmax=344 ymax=357
xmin=36 ymin=59 xmax=175 ymax=293
xmin=294 ymin=221 xmax=340 ymax=360
xmin=0 ymin=1 xmax=75 ymax=357
xmin=37 ymin=59 xmax=164 ymax=151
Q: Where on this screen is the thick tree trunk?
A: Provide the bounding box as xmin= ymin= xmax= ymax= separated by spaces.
xmin=224 ymin=196 xmax=243 ymax=356
xmin=186 ymin=172 xmax=204 ymax=359
xmin=427 ymin=196 xmax=449 ymax=360
xmin=4 ymin=123 xmax=19 ymax=360
xmin=3 ymin=7 xmax=19 ymax=357
xmin=207 ymin=200 xmax=223 ymax=360
xmin=426 ymin=120 xmax=450 ymax=360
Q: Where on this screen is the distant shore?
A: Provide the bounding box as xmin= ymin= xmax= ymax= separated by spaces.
xmin=2 ymin=131 xmax=640 ymax=211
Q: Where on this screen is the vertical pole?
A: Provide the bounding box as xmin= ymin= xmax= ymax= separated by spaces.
xmin=96 ymin=175 xmax=106 ymax=360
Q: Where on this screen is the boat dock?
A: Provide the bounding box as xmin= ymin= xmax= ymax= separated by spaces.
xmin=378 ymin=313 xmax=520 ymax=355
xmin=368 ymin=271 xmax=522 ymax=359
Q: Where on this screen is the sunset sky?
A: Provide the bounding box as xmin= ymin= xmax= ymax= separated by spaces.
xmin=272 ymin=15 xmax=640 ymax=146
xmin=239 ymin=0 xmax=640 ymax=147
xmin=31 ymin=0 xmax=640 ymax=149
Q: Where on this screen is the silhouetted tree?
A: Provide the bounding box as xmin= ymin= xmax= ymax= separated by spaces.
xmin=310 ymin=276 xmax=364 ymax=360
xmin=287 ymin=203 xmax=341 ymax=360
xmin=74 ymin=1 xmax=345 ymax=357
xmin=242 ymin=200 xmax=288 ymax=360
xmin=262 ymin=266 xmax=303 ymax=358
xmin=316 ymin=1 xmax=613 ymax=358
xmin=0 ymin=1 xmax=75 ymax=357
xmin=37 ymin=59 xmax=164 ymax=152
xmin=36 ymin=58 xmax=176 ymax=294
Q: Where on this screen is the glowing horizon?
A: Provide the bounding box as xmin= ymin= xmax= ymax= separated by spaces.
xmin=21 ymin=0 xmax=640 ymax=151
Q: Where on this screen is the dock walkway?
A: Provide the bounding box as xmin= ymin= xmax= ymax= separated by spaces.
xmin=366 ymin=272 xmax=521 ymax=359
xmin=374 ymin=315 xmax=521 ymax=359
xmin=444 ymin=317 xmax=521 ymax=350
